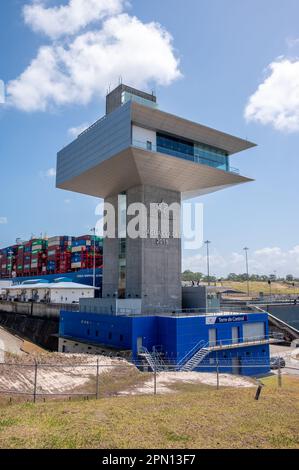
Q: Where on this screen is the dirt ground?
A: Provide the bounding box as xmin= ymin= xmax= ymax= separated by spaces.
xmin=0 ymin=352 xmax=255 ymax=399
xmin=119 ymin=371 xmax=255 ymax=395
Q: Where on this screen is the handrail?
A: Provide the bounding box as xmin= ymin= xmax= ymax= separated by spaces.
xmin=177 ymin=340 xmax=207 ymax=367
xmin=132 ymin=139 xmax=240 ymax=175
xmin=177 ymin=332 xmax=281 ymax=369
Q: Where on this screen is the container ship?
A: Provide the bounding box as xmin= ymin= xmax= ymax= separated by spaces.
xmin=0 ymin=235 xmax=103 ymax=289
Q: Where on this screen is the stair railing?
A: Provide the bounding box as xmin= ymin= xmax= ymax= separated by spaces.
xmin=176 ymin=340 xmax=209 ymax=369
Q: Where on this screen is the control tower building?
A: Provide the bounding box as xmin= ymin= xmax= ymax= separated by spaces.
xmin=56 ymin=84 xmax=255 ymax=314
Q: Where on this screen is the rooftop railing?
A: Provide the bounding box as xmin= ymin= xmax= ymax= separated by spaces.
xmin=132 ymin=139 xmax=240 ymax=175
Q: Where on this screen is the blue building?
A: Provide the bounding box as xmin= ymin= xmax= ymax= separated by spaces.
xmin=59 ymin=310 xmax=271 ymax=376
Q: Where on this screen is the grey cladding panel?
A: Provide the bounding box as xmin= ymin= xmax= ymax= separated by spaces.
xmin=57 ymin=102 xmax=132 ymax=185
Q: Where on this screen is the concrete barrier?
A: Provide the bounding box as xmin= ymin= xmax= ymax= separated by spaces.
xmin=0 ymin=300 xmax=66 ymax=319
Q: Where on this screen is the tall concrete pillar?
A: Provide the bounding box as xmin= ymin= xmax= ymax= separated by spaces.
xmin=102 ymin=185 xmax=182 ymax=313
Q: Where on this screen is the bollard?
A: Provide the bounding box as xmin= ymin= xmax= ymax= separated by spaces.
xmin=278 ymin=358 xmax=282 ymax=388
xmin=154 ymin=366 xmax=157 ymax=396
xmin=255 ymin=384 xmax=263 ymax=401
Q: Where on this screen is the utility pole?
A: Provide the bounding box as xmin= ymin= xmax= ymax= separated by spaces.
xmin=243 ymin=247 xmax=250 ymax=297
xmin=268 ymin=280 xmax=272 ymax=302
xmin=204 ymin=241 xmax=211 ymax=286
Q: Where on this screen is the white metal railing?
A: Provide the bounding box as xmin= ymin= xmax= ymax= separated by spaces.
xmin=176 ymin=333 xmax=281 ymax=370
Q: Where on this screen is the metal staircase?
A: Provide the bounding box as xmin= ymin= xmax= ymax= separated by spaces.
xmin=176 ymin=340 xmax=211 ymax=372
xmin=180 ymin=345 xmax=210 ymax=372
xmin=138 ymin=346 xmax=166 ymax=372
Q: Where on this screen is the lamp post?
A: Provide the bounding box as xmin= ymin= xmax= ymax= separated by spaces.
xmin=204 ymin=241 xmax=211 ymax=286
xmin=268 ymin=280 xmax=272 ymax=302
xmin=243 ymin=247 xmax=250 ymax=297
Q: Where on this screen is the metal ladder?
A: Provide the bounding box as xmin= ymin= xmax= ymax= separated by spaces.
xmin=138 ymin=346 xmax=165 ymax=372
xmin=180 ymin=346 xmax=210 ymax=372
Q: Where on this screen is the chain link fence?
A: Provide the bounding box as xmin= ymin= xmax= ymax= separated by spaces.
xmin=0 ymin=356 xmax=297 ymax=403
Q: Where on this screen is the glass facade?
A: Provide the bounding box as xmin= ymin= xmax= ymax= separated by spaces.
xmin=121 ymin=91 xmax=158 ymax=109
xmin=156 ymin=132 xmax=230 ymax=172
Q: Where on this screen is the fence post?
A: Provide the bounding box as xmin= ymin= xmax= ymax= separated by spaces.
xmin=154 ymin=365 xmax=157 ymax=396
xmin=33 ymin=360 xmax=38 ymax=403
xmin=95 ymin=358 xmax=99 ymax=399
xmin=216 ymin=359 xmax=220 ymax=390
xmin=255 ymin=381 xmax=263 ymax=400
xmin=278 ymin=357 xmax=282 ymax=388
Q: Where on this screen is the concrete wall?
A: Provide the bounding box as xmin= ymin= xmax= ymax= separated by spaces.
xmin=132 ymin=125 xmax=157 ymax=147
xmin=102 ymin=193 xmax=120 ymax=298
xmin=79 ymin=298 xmax=142 ymax=315
xmin=0 ymin=300 xmax=66 ymax=319
xmin=126 ymin=185 xmax=182 ymax=313
xmin=264 ymin=304 xmax=299 ymax=331
xmin=101 ymin=185 xmax=182 ymax=313
xmin=0 ymin=311 xmax=58 ymax=350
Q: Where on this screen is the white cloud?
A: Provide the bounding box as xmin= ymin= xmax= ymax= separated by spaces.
xmin=245 ymin=58 xmax=299 ymax=132
xmin=68 ymin=122 xmax=90 ymax=137
xmin=46 ymin=167 xmax=56 ymax=177
xmin=7 ymin=1 xmax=181 ymax=112
xmin=23 ymin=0 xmax=124 ymax=39
xmin=64 ymin=199 xmax=71 ymax=204
xmin=183 ymin=245 xmax=299 ymax=277
xmin=40 ymin=167 xmax=56 ymax=178
xmin=0 ymin=217 xmax=8 ymax=225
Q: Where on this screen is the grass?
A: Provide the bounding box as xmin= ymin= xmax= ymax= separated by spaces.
xmin=218 ymin=281 xmax=299 ymax=296
xmin=0 ymin=376 xmax=298 ymax=449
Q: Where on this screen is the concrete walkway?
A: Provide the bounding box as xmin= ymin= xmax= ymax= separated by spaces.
xmin=270 ymin=345 xmax=299 ymax=376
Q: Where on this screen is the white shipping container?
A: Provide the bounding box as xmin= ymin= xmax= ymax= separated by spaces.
xmin=71 ymin=246 xmax=86 ymax=253
xmin=32 ymin=245 xmax=42 ymax=251
xmin=71 ymin=262 xmax=82 ymax=269
xmin=48 ymin=250 xmax=57 ymax=256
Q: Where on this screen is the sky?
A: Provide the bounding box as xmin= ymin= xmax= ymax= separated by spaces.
xmin=1 ymin=0 xmax=299 ymax=277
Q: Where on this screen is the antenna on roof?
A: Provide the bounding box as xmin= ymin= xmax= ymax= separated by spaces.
xmin=119 ymin=76 xmax=123 ymax=85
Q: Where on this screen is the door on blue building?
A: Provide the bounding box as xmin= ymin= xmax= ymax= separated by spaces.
xmin=137 ymin=336 xmax=143 ymax=353
xmin=209 ymin=328 xmax=217 ymax=347
xmin=232 ymin=356 xmax=241 ymax=375
xmin=232 ymin=327 xmax=239 ymax=344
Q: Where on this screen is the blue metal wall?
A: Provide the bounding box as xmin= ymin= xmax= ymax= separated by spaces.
xmin=60 ymin=311 xmax=270 ymax=376
xmin=60 ymin=311 xmax=132 ymax=350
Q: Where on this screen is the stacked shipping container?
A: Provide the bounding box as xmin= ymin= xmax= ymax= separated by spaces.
xmin=71 ymin=235 xmax=103 ymax=271
xmin=47 ymin=236 xmax=73 ymax=274
xmin=0 ymin=235 xmax=103 ymax=279
xmin=0 ymin=245 xmax=17 ymax=278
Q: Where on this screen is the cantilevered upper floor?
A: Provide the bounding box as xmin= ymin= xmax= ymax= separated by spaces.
xmin=56 ymin=84 xmax=256 ymax=199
